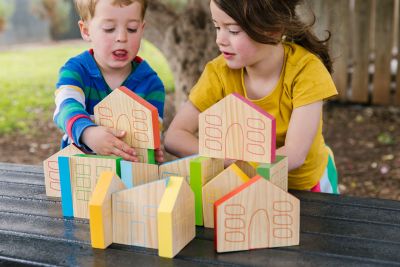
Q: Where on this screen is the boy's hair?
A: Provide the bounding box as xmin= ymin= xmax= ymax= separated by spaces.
xmin=74 ymin=0 xmax=148 ymax=21
xmin=212 ymin=0 xmax=333 ymax=73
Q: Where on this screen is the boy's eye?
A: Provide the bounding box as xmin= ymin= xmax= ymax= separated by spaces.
xmin=127 ymin=28 xmax=138 ymax=33
xmin=103 ymin=28 xmax=114 ymax=33
xmin=214 ymin=26 xmax=220 ymax=31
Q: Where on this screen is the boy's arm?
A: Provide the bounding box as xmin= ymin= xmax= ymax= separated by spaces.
xmin=164 ymin=101 xmax=200 ymax=157
xmin=54 ymin=86 xmax=139 ymax=161
xmin=276 ymin=101 xmax=322 ymax=171
xmin=53 ymin=82 xmax=95 ymax=148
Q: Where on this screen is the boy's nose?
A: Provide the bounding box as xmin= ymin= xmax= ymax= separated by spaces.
xmin=116 ymin=30 xmax=127 ymax=42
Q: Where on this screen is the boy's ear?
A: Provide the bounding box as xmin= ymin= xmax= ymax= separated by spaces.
xmin=78 ymin=20 xmax=91 ymax=42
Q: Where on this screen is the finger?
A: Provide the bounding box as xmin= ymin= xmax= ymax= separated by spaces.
xmin=115 ymin=141 xmax=136 ymax=157
xmin=154 ymin=149 xmax=164 ymax=163
xmin=108 ymin=128 xmax=126 ymax=138
xmin=111 ymin=146 xmax=138 ymax=162
xmin=155 ymin=154 xmax=164 ymax=163
xmin=115 ymin=141 xmax=137 ymax=157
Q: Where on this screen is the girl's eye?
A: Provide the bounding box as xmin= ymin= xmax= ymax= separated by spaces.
xmin=229 ymin=30 xmax=240 ymax=35
xmin=103 ymin=28 xmax=114 ymax=33
xmin=214 ymin=26 xmax=220 ymax=31
xmin=127 ymin=28 xmax=138 ymax=33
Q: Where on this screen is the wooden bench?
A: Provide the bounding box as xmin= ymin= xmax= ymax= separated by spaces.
xmin=0 ymin=162 xmax=399 ymax=266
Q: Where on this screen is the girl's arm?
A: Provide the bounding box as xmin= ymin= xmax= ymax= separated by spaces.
xmin=164 ymin=101 xmax=200 ymax=157
xmin=277 ymin=101 xmax=322 ymax=171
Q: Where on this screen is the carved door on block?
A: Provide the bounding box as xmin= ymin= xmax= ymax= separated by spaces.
xmin=225 ymin=123 xmax=244 ymax=160
xmin=248 ymin=209 xmax=270 ymax=249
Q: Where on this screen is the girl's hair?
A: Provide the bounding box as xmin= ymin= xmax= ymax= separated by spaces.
xmin=212 ymin=0 xmax=333 ymax=73
xmin=75 ymin=0 xmax=148 ymax=21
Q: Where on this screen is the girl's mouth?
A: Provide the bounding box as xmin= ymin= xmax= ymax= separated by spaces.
xmin=222 ymin=51 xmax=235 ymax=59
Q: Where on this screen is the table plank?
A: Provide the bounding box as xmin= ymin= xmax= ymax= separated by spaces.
xmin=0 ymin=163 xmax=399 ymax=266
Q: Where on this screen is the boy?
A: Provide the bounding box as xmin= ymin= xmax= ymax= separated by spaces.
xmin=54 ymin=0 xmax=165 ymax=162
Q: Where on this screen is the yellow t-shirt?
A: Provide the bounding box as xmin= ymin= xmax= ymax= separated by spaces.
xmin=189 ymin=42 xmax=338 ymax=190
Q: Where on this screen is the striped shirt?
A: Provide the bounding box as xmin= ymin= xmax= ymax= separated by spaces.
xmin=54 ymin=50 xmax=165 ymax=149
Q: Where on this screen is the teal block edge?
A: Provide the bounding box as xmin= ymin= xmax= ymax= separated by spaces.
xmin=58 ymin=156 xmax=74 ymax=217
xmin=121 ymin=160 xmax=133 ymax=188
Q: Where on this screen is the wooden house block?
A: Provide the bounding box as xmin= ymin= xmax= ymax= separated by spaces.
xmin=158 ymin=154 xmax=197 ymax=183
xmin=59 ymin=156 xmax=74 ymax=217
xmin=60 ymin=154 xmax=122 ymax=219
xmin=190 ymin=157 xmax=224 ymax=226
xmin=256 ymin=156 xmax=288 ymax=191
xmin=89 ymin=171 xmax=126 ymax=249
xmin=202 ymin=164 xmax=250 ymax=228
xmin=214 ymin=175 xmax=299 ymax=253
xmin=43 ymin=144 xmax=83 ymax=198
xmin=112 ymin=179 xmax=167 ymax=248
xmin=235 ymin=160 xmax=257 ymax=178
xmin=134 ymin=147 xmax=156 ymax=164
xmin=94 ymin=86 xmax=160 ymax=150
xmin=120 ymin=160 xmax=159 ymax=188
xmin=199 ymin=93 xmax=276 ymax=163
xmin=158 ymin=177 xmax=195 ymax=258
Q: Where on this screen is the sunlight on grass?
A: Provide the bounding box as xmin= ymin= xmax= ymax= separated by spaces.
xmin=0 ymin=40 xmax=174 ymax=135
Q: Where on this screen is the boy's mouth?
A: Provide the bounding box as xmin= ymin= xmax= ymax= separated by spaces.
xmin=112 ymin=49 xmax=128 ymax=61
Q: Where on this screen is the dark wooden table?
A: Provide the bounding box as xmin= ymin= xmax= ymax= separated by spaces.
xmin=1 ymin=162 xmax=400 ymax=266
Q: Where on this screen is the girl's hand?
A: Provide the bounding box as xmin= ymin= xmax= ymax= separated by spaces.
xmin=81 ymin=126 xmax=138 ymax=162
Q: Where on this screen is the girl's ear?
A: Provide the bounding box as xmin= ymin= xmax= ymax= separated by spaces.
xmin=78 ymin=20 xmax=91 ymax=42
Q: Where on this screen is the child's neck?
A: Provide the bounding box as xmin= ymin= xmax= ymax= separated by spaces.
xmin=101 ymin=64 xmax=132 ymax=91
xmin=244 ymin=43 xmax=285 ymax=100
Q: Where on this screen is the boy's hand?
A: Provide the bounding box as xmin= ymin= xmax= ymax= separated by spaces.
xmin=155 ymin=148 xmax=164 ymax=163
xmin=81 ymin=126 xmax=138 ymax=162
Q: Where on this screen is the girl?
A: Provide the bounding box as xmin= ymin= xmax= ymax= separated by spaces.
xmin=164 ymin=0 xmax=339 ymax=193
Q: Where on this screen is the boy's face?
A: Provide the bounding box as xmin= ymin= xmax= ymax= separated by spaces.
xmin=79 ymin=0 xmax=144 ymax=73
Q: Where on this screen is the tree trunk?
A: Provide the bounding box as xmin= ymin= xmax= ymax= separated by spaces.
xmin=144 ymin=0 xmax=218 ymax=120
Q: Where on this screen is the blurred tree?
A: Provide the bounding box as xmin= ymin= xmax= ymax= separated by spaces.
xmin=0 ymin=1 xmax=15 ymax=32
xmin=33 ymin=0 xmax=72 ymax=39
xmin=145 ymin=0 xmax=218 ymax=110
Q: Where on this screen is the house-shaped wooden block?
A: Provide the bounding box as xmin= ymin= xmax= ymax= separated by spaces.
xmin=120 ymin=160 xmax=159 ymax=188
xmin=112 ymin=179 xmax=167 ymax=249
xmin=59 ymin=154 xmax=121 ymax=218
xmin=256 ymin=155 xmax=288 ymax=191
xmin=120 ymin=155 xmax=197 ymax=189
xmin=199 ymin=93 xmax=276 ymax=163
xmin=158 ymin=176 xmax=195 ymax=258
xmin=89 ymin=171 xmax=126 ymax=249
xmin=214 ymin=175 xmax=299 ymax=253
xmin=94 ymin=86 xmax=160 ymax=151
xmin=159 ymin=154 xmax=198 ymax=183
xmin=43 ymin=144 xmax=84 ymax=198
xmin=202 ymin=164 xmax=250 ymax=228
xmin=190 ymin=157 xmax=224 ymax=226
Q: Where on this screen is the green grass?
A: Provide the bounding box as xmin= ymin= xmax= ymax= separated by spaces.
xmin=0 ymin=40 xmax=174 ymax=135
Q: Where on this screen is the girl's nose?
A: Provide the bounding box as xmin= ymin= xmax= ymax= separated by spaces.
xmin=216 ymin=30 xmax=228 ymax=46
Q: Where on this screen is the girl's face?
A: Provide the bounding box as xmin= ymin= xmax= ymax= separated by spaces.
xmin=79 ymin=0 xmax=144 ymax=74
xmin=210 ymin=0 xmax=272 ymax=70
